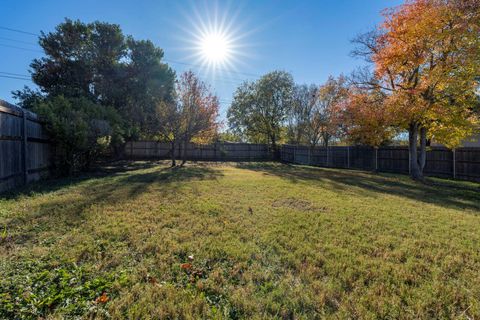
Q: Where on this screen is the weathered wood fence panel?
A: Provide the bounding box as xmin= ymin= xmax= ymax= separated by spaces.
xmin=0 ymin=100 xmax=52 ymax=193
xmin=281 ymin=144 xmax=480 ymax=182
xmin=124 ymin=141 xmax=273 ymax=161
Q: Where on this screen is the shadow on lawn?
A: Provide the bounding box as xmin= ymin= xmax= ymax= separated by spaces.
xmin=2 ymin=163 xmax=222 ymax=242
xmin=237 ymin=162 xmax=480 ymax=212
xmin=0 ymin=160 xmax=164 ymax=201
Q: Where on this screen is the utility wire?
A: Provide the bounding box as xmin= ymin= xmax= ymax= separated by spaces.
xmin=0 ymin=71 xmax=30 ymax=77
xmin=0 ymin=36 xmax=39 ymax=46
xmin=0 ymin=74 xmax=32 ymax=81
xmin=0 ymin=43 xmax=43 ymax=53
xmin=0 ymin=26 xmax=38 ymax=36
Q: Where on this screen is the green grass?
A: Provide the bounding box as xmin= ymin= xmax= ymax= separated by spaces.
xmin=1 ymin=161 xmax=480 ymax=319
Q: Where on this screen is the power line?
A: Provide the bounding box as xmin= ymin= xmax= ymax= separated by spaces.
xmin=0 ymin=36 xmax=40 ymax=46
xmin=0 ymin=71 xmax=30 ymax=77
xmin=0 ymin=26 xmax=38 ymax=36
xmin=0 ymin=43 xmax=43 ymax=53
xmin=0 ymin=74 xmax=32 ymax=81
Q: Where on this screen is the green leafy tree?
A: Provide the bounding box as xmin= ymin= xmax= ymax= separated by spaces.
xmin=227 ymin=71 xmax=294 ymax=155
xmin=287 ymin=84 xmax=317 ymax=145
xmin=217 ymin=130 xmax=243 ymax=143
xmin=32 ymin=96 xmax=123 ymax=174
xmin=13 ymin=18 xmax=175 ymax=139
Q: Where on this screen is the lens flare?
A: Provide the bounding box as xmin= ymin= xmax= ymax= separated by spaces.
xmin=200 ymin=32 xmax=231 ymax=63
xmin=172 ymin=2 xmax=256 ymax=76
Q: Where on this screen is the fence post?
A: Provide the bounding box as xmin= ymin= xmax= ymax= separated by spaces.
xmin=22 ymin=110 xmax=28 ymax=185
xmin=375 ymin=147 xmax=378 ymax=171
xmin=326 ymin=146 xmax=329 ymax=167
xmin=308 ymin=147 xmax=311 ymax=165
xmin=408 ymin=148 xmax=411 ymax=175
xmin=347 ymin=146 xmax=350 ymax=168
xmin=453 ymin=148 xmax=456 ymax=179
xmin=294 ymin=145 xmax=297 ymax=163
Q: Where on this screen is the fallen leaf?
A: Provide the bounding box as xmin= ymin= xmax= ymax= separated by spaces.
xmin=180 ymin=263 xmax=192 ymax=270
xmin=96 ymin=292 xmax=109 ymax=304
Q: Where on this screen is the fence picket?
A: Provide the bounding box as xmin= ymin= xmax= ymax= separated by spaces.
xmin=1 ymin=100 xmax=52 ymax=193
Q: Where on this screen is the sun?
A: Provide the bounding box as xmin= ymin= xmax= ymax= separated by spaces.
xmin=200 ymin=33 xmax=230 ymax=63
xmin=174 ymin=2 xmax=255 ymax=76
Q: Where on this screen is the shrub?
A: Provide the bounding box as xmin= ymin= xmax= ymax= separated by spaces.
xmin=33 ymin=95 xmax=124 ymax=175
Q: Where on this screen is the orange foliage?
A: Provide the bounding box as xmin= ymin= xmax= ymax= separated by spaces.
xmin=339 ymin=89 xmax=395 ymax=147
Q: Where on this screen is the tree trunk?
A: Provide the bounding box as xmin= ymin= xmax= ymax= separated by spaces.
xmin=170 ymin=140 xmax=176 ymax=167
xmin=321 ymin=131 xmax=331 ymax=148
xmin=270 ymin=135 xmax=279 ymax=160
xmin=181 ymin=140 xmax=188 ymax=165
xmin=419 ymin=127 xmax=427 ymax=172
xmin=408 ymin=122 xmax=426 ymax=181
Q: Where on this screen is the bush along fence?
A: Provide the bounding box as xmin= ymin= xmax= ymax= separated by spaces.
xmin=281 ymin=144 xmax=480 ymax=182
xmin=0 ymin=100 xmax=52 ymax=193
xmin=124 ymin=141 xmax=273 ymax=161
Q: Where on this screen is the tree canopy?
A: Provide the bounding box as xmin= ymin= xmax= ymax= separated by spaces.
xmin=227 ymin=71 xmax=294 ymax=152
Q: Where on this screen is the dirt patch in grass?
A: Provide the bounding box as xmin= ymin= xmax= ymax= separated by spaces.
xmin=271 ymin=197 xmax=328 ymax=212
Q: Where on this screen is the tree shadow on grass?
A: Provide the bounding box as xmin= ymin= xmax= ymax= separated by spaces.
xmin=236 ymin=162 xmax=480 ymax=212
xmin=0 ymin=160 xmax=164 ymax=201
xmin=2 ymin=163 xmax=223 ymax=244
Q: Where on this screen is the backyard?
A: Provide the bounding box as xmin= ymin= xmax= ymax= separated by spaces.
xmin=1 ymin=162 xmax=479 ymax=319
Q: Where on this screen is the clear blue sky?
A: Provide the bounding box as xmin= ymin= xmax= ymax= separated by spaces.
xmin=0 ymin=0 xmax=403 ymax=118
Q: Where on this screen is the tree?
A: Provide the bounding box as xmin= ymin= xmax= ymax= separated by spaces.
xmin=228 ymin=71 xmax=294 ymax=156
xmin=287 ymin=77 xmax=348 ymax=148
xmin=287 ymin=84 xmax=317 ymax=145
xmin=339 ymin=87 xmax=396 ymax=147
xmin=352 ymin=0 xmax=480 ymax=180
xmin=158 ymin=71 xmax=219 ymax=166
xmin=217 ymin=130 xmax=243 ymax=143
xmin=310 ymin=76 xmax=348 ymax=147
xmin=13 ymin=18 xmax=175 ymax=139
xmin=121 ymin=37 xmax=176 ymax=137
xmin=154 ymin=101 xmax=181 ymax=166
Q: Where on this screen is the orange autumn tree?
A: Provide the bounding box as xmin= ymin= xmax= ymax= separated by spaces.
xmin=339 ymin=87 xmax=396 ymax=147
xmin=156 ymin=71 xmax=220 ymax=166
xmin=178 ymin=71 xmax=220 ymax=165
xmin=352 ymin=0 xmax=480 ymax=180
xmin=313 ymin=76 xmax=349 ymax=147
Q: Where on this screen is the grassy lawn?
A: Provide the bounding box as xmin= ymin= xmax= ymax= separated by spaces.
xmin=1 ymin=162 xmax=480 ymax=319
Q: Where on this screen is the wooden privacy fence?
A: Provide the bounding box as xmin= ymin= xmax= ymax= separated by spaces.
xmin=125 ymin=141 xmax=273 ymax=161
xmin=281 ymin=145 xmax=480 ymax=182
xmin=0 ymin=100 xmax=52 ymax=193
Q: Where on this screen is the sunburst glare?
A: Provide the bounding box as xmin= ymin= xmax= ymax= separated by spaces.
xmin=200 ymin=32 xmax=231 ymax=63
xmin=173 ymin=1 xmax=255 ymax=77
